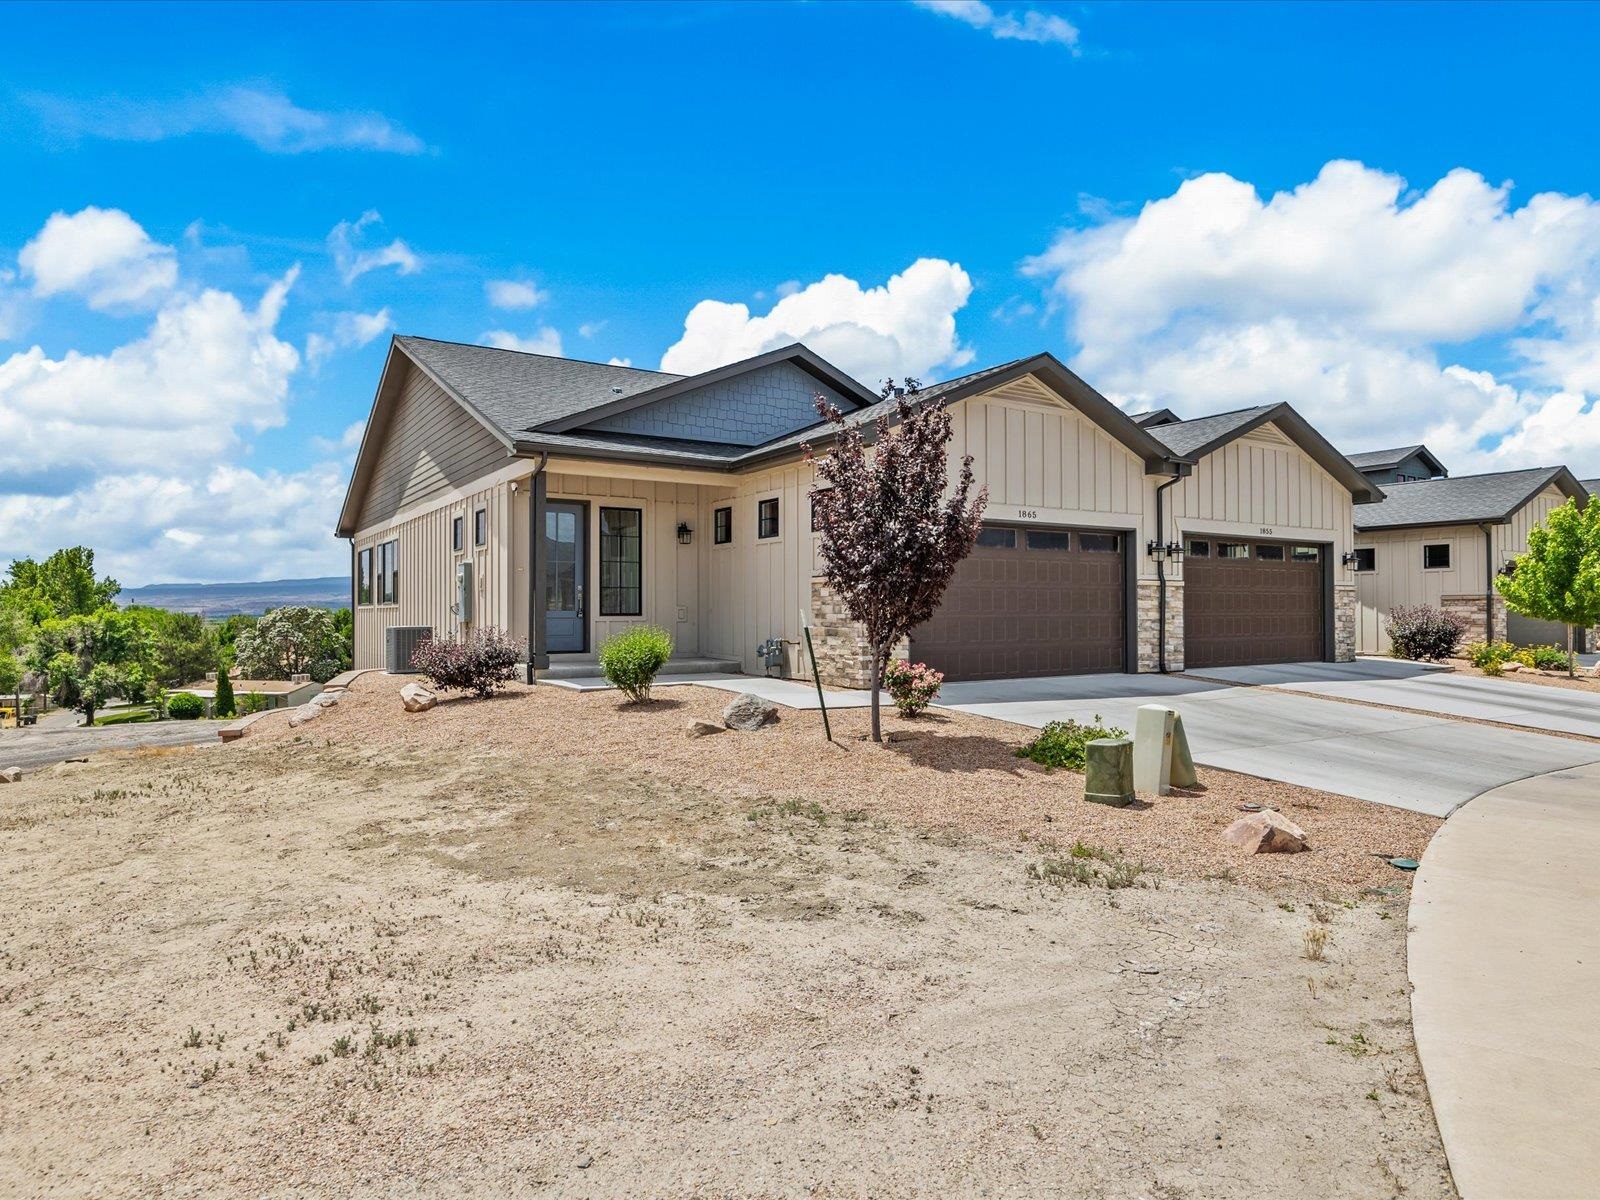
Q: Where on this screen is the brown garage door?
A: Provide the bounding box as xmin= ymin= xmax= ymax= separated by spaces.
xmin=910 ymin=524 xmax=1126 ymax=681
xmin=1183 ymin=537 xmax=1325 ymax=669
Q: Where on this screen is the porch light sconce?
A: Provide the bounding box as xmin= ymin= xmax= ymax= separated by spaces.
xmin=1146 ymin=539 xmax=1185 ymax=561
xmin=676 ymin=521 xmax=693 ymax=546
xmin=1340 ymin=551 xmax=1359 ymax=567
xmin=1166 ymin=540 xmax=1184 ymax=561
xmin=1497 ymin=559 xmax=1517 ymax=577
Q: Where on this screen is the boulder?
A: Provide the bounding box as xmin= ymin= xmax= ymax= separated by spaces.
xmin=287 ymin=703 xmax=322 ymax=728
xmin=1501 ymin=661 xmax=1523 ymax=673
xmin=0 ymin=766 xmax=22 ymax=783
xmin=310 ymin=692 xmax=340 ymax=708
xmin=1222 ymin=809 xmax=1309 ymax=854
xmin=400 ymin=682 xmax=437 ymax=713
xmin=722 ymin=693 xmax=778 ymax=731
xmin=685 ymin=718 xmax=723 ymax=739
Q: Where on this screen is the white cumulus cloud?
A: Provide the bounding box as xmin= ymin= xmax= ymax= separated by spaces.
xmin=18 ymin=206 xmax=178 ymax=310
xmin=912 ymin=0 xmax=1079 ymax=49
xmin=328 ymin=212 xmax=420 ymax=286
xmin=660 ymin=258 xmax=975 ymax=386
xmin=486 ymin=279 xmax=549 ymax=310
xmin=1024 ymin=160 xmax=1600 ymax=476
xmin=306 ymin=307 xmax=392 ymax=368
xmin=482 ymin=327 xmax=563 ymax=356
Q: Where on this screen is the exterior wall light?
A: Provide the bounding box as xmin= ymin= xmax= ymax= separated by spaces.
xmin=1341 ymin=551 xmax=1360 ymax=567
xmin=1146 ymin=539 xmax=1167 ymax=561
xmin=1165 ymin=540 xmax=1184 ymax=560
xmin=677 ymin=521 xmax=693 ymax=545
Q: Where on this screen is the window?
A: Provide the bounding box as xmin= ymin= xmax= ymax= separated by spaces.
xmin=1186 ymin=539 xmax=1210 ymax=558
xmin=1255 ymin=544 xmax=1285 ymax=561
xmin=452 ymin=515 xmax=463 ymax=553
xmin=1026 ymin=530 xmax=1071 ymax=552
xmin=976 ymin=527 xmax=1016 ymax=549
xmin=1424 ymin=543 xmax=1451 ymax=569
xmin=1291 ymin=545 xmax=1321 ymax=562
xmin=713 ymin=506 xmax=732 ymax=545
xmin=599 ymin=507 xmax=642 ymax=615
xmin=357 ymin=548 xmax=374 ymax=605
xmin=757 ymin=497 xmax=780 ymax=539
xmin=1352 ymin=547 xmax=1376 ymax=572
xmin=474 ymin=507 xmax=488 ymax=547
xmin=376 ymin=538 xmax=399 ymax=604
xmin=1078 ymin=532 xmax=1121 ymax=553
xmin=1217 ymin=542 xmax=1250 ymax=559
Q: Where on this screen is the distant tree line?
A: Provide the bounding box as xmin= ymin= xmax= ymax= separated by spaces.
xmin=0 ymin=546 xmax=354 ymax=725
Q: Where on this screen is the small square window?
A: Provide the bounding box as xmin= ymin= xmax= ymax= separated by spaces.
xmin=1352 ymin=547 xmax=1376 ymax=572
xmin=976 ymin=527 xmax=1016 ymax=549
xmin=1291 ymin=545 xmax=1321 ymax=562
xmin=474 ymin=508 xmax=487 ymax=547
xmin=1255 ymin=544 xmax=1285 ymax=561
xmin=1078 ymin=532 xmax=1121 ymax=553
xmin=452 ymin=515 xmax=463 ymax=553
xmin=1424 ymin=543 xmax=1451 ymax=569
xmin=1217 ymin=542 xmax=1250 ymax=560
xmin=757 ymin=497 xmax=780 ymax=539
xmin=1186 ymin=539 xmax=1210 ymax=558
xmin=713 ymin=506 xmax=732 ymax=545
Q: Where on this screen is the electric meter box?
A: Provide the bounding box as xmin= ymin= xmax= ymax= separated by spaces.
xmin=456 ymin=561 xmax=473 ymax=623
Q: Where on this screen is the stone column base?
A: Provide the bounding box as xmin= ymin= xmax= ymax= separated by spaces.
xmin=808 ymin=579 xmax=876 ymax=689
xmin=1334 ymin=583 xmax=1357 ymax=662
xmin=1441 ymin=593 xmax=1505 ymax=645
xmin=1135 ymin=578 xmax=1184 ymax=673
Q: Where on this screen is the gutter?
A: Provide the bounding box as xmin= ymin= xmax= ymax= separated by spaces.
xmin=1153 ymin=470 xmax=1186 ymax=673
xmin=1480 ymin=522 xmax=1496 ymax=644
xmin=526 ymin=452 xmax=550 ymax=685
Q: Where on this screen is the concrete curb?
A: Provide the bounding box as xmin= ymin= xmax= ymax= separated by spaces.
xmin=218 ymin=711 xmax=274 ymax=743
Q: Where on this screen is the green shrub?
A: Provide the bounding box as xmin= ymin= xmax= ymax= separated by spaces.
xmin=1015 ymin=714 xmax=1127 ymax=773
xmin=1463 ymin=641 xmax=1517 ymax=674
xmin=236 ymin=692 xmax=268 ymax=715
xmin=598 ymin=625 xmax=674 ymax=703
xmin=167 ymin=692 xmax=205 ymax=720
xmin=213 ymin=671 xmax=236 ymax=719
xmin=1516 ymin=644 xmax=1569 ymax=671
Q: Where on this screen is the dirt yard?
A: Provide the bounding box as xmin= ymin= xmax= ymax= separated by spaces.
xmin=0 ymin=675 xmax=1454 ymax=1199
xmin=1444 ymin=656 xmax=1600 ymax=691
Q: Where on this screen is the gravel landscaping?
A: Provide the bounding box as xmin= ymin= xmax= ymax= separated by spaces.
xmin=0 ymin=672 xmax=1453 ymax=1198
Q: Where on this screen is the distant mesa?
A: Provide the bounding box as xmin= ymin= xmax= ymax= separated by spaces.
xmin=117 ymin=576 xmax=350 ymax=617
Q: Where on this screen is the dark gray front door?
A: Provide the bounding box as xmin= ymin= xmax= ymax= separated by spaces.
xmin=545 ymin=502 xmax=585 ymax=653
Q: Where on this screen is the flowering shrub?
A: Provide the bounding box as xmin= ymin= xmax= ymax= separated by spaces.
xmin=883 ymin=659 xmax=944 ymax=716
xmin=1386 ymin=604 xmax=1468 ymax=661
xmin=1462 ymin=640 xmax=1515 ymax=675
xmin=410 ymin=627 xmax=524 ymax=698
xmin=1518 ymin=643 xmax=1570 ymax=671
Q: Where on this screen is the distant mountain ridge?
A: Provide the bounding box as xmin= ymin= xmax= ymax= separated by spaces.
xmin=117 ymin=576 xmax=350 ymax=617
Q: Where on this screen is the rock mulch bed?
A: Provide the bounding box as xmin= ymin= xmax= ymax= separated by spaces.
xmin=256 ymin=673 xmax=1440 ymax=898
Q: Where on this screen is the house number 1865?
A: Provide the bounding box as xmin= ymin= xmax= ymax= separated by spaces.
xmin=1018 ymin=509 xmax=1039 ymax=519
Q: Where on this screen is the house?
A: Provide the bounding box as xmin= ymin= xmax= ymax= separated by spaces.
xmin=336 ymin=337 xmax=1378 ymax=686
xmin=1346 ymin=444 xmax=1449 ymax=485
xmin=175 ymin=675 xmax=322 ymax=712
xmin=1583 ymin=476 xmax=1600 ymax=498
xmin=1349 ymin=465 xmax=1590 ymax=654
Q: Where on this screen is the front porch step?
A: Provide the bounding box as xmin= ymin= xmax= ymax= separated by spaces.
xmin=538 ymin=655 xmax=742 ymax=681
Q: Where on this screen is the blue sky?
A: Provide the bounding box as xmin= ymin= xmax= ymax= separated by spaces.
xmin=5 ymin=0 xmax=1600 ymax=584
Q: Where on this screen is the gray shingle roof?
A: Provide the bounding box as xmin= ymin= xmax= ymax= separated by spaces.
xmin=1354 ymin=467 xmax=1572 ymax=531
xmin=397 ymin=335 xmax=681 ymax=438
xmin=1583 ymin=477 xmax=1600 ymax=496
xmin=1143 ymin=405 xmax=1278 ymax=457
xmin=1345 ymin=445 xmax=1426 ymax=471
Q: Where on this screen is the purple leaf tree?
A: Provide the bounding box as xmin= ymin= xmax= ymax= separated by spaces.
xmin=806 ymin=381 xmax=987 ymax=742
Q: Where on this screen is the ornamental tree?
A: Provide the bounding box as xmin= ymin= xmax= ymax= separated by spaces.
xmin=806 ymin=382 xmax=987 ymax=742
xmin=234 ymin=606 xmax=349 ymax=682
xmin=1495 ymin=496 xmax=1600 ymax=677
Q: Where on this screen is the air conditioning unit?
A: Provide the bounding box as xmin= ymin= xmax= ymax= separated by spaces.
xmin=385 ymin=626 xmax=432 ymax=674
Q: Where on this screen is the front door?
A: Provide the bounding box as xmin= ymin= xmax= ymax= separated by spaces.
xmin=545 ymin=502 xmax=586 ymax=652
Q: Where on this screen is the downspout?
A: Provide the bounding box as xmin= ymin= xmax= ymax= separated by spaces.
xmin=1480 ymin=522 xmax=1495 ymax=644
xmin=525 ymin=452 xmax=550 ymax=685
xmin=1154 ymin=474 xmax=1183 ymax=673
xmin=347 ymin=537 xmax=356 ymax=667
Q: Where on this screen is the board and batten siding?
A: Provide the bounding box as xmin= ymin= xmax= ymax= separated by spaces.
xmin=357 ymin=363 xmax=510 ymax=530
xmin=353 ymin=477 xmax=518 ymax=670
xmin=1167 ymin=424 xmax=1356 ymax=584
xmin=1354 ymin=484 xmax=1568 ymax=654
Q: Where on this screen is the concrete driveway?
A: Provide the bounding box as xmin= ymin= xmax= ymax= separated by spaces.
xmin=936 ymin=671 xmax=1600 ymax=816
xmin=1190 ymin=658 xmax=1600 ymax=738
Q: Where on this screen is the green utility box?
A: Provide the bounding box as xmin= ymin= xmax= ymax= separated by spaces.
xmin=1084 ymin=737 xmax=1135 ymax=807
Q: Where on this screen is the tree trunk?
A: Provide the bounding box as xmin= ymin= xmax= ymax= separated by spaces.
xmin=1568 ymin=624 xmax=1576 ymax=678
xmin=869 ymin=641 xmax=884 ymax=743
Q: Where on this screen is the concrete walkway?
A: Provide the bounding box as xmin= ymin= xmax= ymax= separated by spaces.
xmin=1192 ymin=658 xmax=1600 ymax=739
xmin=1409 ymin=761 xmax=1600 ymax=1198
xmin=542 ymin=671 xmax=874 ymax=710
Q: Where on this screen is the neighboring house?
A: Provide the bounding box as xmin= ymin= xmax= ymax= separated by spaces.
xmin=336 ymin=338 xmax=1378 ymax=686
xmin=1349 ymin=466 xmax=1590 ymax=654
xmin=175 ymin=675 xmax=322 ymax=712
xmin=1582 ymin=476 xmax=1600 ymax=498
xmin=1346 ymin=444 xmax=1449 ymax=485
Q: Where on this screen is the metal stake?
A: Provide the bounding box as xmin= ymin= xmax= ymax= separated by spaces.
xmin=802 ymin=626 xmax=832 ymax=743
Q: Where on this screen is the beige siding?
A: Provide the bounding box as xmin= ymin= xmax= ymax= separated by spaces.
xmin=358 ymin=364 xmax=509 ymax=530
xmin=353 ymin=477 xmax=519 ymax=670
xmin=1353 ymin=485 xmax=1568 ymax=654
xmin=1168 ymin=424 xmax=1355 ymax=585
